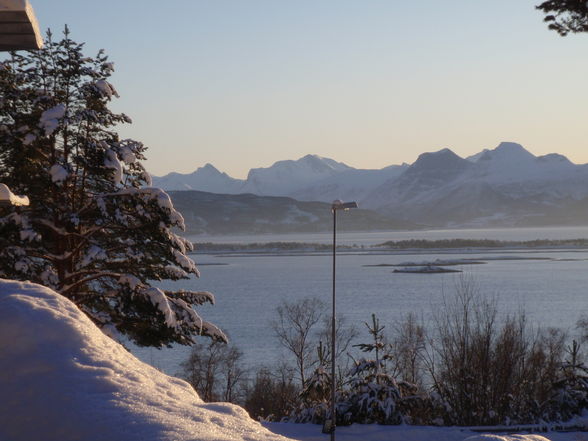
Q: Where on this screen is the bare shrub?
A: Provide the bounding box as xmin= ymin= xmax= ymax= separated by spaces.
xmin=271 ymin=296 xmax=357 ymax=390
xmin=390 ymin=312 xmax=427 ymax=387
xmin=271 ymin=297 xmax=325 ymax=388
xmin=244 ymin=363 xmax=299 ymax=421
xmin=429 ymin=276 xmax=570 ymax=425
xmin=180 ymin=340 xmax=247 ymax=404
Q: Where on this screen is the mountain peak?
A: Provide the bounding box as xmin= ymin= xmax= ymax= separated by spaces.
xmin=479 ymin=142 xmax=535 ymax=162
xmin=412 ymin=148 xmax=465 ymax=168
xmin=197 ymin=163 xmax=221 ymax=174
xmin=151 ymin=163 xmax=243 ymax=192
xmin=536 ymin=153 xmax=572 ymax=164
xmin=495 ymin=141 xmax=532 ymax=154
xmin=402 ymin=148 xmax=471 ymax=184
xmin=188 ymin=163 xmax=225 ymax=178
xmin=297 ymin=154 xmax=351 ymax=172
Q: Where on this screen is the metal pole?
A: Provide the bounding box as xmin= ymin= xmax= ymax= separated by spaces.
xmin=331 ymin=207 xmax=336 ymax=441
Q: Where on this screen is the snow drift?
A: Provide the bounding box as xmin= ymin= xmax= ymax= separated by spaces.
xmin=0 ymin=279 xmax=290 ymax=441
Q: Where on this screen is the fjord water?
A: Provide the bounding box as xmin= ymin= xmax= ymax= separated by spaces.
xmin=133 ymin=227 xmax=588 ymax=375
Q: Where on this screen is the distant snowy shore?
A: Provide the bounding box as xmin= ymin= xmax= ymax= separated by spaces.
xmin=191 ymin=238 xmax=588 ymax=256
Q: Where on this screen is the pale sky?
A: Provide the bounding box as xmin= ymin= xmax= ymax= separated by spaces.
xmin=29 ymin=1 xmax=588 ymax=178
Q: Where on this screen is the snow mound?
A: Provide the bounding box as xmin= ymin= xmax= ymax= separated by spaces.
xmin=0 ymin=279 xmax=291 ymax=441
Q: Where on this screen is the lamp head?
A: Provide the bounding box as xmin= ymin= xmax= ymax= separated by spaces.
xmin=332 ymin=200 xmax=358 ymax=211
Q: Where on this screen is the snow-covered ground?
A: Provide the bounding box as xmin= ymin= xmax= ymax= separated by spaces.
xmin=0 ymin=279 xmax=289 ymax=441
xmin=1 ymin=278 xmax=587 ymax=441
xmin=263 ymin=423 xmax=579 ymax=441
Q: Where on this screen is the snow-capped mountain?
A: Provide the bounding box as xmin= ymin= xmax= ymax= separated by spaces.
xmin=239 ymin=154 xmax=352 ymax=196
xmin=153 ymin=154 xmax=408 ymax=202
xmin=289 ymin=164 xmax=408 ymax=203
xmin=151 ymin=163 xmax=244 ymax=193
xmin=153 ymin=143 xmax=588 ymax=228
xmin=364 ymin=148 xmax=473 ymax=210
xmin=363 ymin=142 xmax=588 ymax=227
xmin=153 ymin=154 xmax=365 ymax=198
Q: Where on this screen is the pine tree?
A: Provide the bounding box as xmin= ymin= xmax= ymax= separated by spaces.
xmin=548 ymin=340 xmax=588 ymax=421
xmin=0 ymin=28 xmax=225 ymax=347
xmin=347 ymin=314 xmax=404 ymax=424
xmin=290 ymin=341 xmax=332 ymax=424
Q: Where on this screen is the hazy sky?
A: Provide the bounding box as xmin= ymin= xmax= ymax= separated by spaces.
xmin=29 ymin=1 xmax=588 ymax=178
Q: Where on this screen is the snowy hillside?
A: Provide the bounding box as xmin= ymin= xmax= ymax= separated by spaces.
xmin=0 ymin=279 xmax=290 ymax=441
xmin=168 ymin=190 xmax=415 ymax=235
xmin=363 ymin=148 xmax=473 ymax=211
xmin=289 ymin=164 xmax=408 ymax=203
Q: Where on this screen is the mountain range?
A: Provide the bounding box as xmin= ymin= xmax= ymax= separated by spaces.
xmin=152 ymin=154 xmax=409 ymax=203
xmin=153 ymin=143 xmax=588 ymax=228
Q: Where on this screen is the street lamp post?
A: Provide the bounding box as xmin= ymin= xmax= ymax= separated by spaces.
xmin=323 ymin=200 xmax=357 ymax=440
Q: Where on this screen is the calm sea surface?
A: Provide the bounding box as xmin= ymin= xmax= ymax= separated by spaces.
xmin=132 ymin=227 xmax=588 ymax=376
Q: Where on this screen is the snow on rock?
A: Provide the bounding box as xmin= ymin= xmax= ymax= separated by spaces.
xmin=39 ymin=104 xmax=66 ymax=135
xmin=0 ymin=279 xmax=292 ymax=441
xmin=49 ymin=164 xmax=68 ymax=183
xmin=0 ymin=183 xmax=29 ymax=206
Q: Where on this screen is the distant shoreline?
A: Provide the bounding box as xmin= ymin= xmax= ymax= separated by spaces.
xmin=191 ymin=238 xmax=588 ymax=255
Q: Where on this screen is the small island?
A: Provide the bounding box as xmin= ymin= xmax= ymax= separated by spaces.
xmin=393 ymin=265 xmax=463 ymax=274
